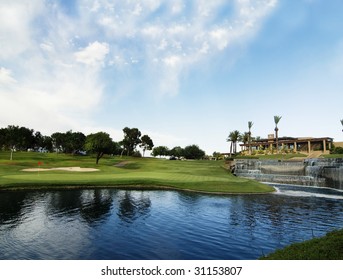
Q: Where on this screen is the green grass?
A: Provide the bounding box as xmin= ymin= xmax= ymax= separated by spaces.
xmin=322 ymin=154 xmax=343 ymax=158
xmin=0 ymin=151 xmax=274 ymax=194
xmin=260 ymin=229 xmax=343 ymax=260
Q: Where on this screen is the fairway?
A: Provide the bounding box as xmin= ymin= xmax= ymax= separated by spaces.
xmin=0 ymin=152 xmax=274 ymax=194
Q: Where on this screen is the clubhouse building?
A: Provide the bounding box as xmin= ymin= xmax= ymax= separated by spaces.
xmin=240 ymin=134 xmax=334 ymax=154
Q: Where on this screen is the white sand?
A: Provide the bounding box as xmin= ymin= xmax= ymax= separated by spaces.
xmin=22 ymin=167 xmax=99 ymax=172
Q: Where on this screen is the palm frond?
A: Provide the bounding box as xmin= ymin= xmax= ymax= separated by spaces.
xmin=274 ymin=115 xmax=282 ymax=127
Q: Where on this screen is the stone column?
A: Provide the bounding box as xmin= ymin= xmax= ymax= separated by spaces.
xmin=308 ymin=141 xmax=311 ymax=154
xmin=294 ymin=141 xmax=297 ymax=153
xmin=323 ymin=139 xmax=326 ymax=153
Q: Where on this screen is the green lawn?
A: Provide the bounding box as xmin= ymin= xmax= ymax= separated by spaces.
xmin=0 ymin=151 xmax=274 ymax=194
xmin=260 ymin=229 xmax=343 ymax=260
xmin=322 ymin=154 xmax=343 ymax=158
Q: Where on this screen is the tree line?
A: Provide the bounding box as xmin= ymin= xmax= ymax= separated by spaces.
xmin=151 ymin=145 xmax=205 ymax=160
xmin=0 ymin=125 xmax=153 ymax=164
xmin=0 ymin=125 xmax=206 ymax=163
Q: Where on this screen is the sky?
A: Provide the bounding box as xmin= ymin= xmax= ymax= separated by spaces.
xmin=1 ymin=0 xmax=343 ymax=155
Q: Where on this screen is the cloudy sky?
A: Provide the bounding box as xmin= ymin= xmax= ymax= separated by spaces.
xmin=1 ymin=0 xmax=342 ymax=155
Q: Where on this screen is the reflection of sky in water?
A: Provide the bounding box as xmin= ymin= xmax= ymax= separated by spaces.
xmin=1 ymin=187 xmax=343 ymax=260
xmin=8 ymin=194 xmax=92 ymax=259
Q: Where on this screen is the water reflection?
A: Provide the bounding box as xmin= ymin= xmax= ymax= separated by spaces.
xmin=0 ymin=192 xmax=28 ymax=225
xmin=80 ymin=189 xmax=113 ymax=224
xmin=0 ymin=186 xmax=342 ymax=260
xmin=117 ymin=191 xmax=151 ymax=223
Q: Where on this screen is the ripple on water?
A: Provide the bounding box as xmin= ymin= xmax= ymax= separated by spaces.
xmin=1 ymin=188 xmax=343 ymax=259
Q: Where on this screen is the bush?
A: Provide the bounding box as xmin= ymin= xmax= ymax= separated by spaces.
xmin=132 ymin=150 xmax=142 ymax=157
xmin=331 ymin=147 xmax=343 ymax=154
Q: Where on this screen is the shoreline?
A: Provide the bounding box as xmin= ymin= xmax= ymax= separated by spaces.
xmin=0 ymin=183 xmax=276 ymax=195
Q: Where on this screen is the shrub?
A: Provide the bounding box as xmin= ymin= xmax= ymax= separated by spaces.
xmin=132 ymin=150 xmax=142 ymax=157
xmin=331 ymin=147 xmax=343 ymax=154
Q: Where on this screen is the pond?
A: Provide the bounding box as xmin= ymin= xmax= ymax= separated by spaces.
xmin=1 ymin=185 xmax=343 ymax=259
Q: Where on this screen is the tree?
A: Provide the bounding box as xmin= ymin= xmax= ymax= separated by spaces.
xmin=274 ymin=116 xmax=282 ymax=153
xmin=0 ymin=128 xmax=6 ymax=150
xmin=1 ymin=125 xmax=36 ymax=159
xmin=139 ymin=135 xmax=154 ymax=157
xmin=111 ymin=141 xmax=122 ymax=155
xmin=51 ymin=131 xmax=86 ymax=154
xmin=65 ymin=130 xmax=86 ymax=154
xmin=242 ymin=132 xmax=249 ymax=147
xmin=248 ymin=121 xmax=253 ymax=155
xmin=85 ymin=132 xmax=113 ymax=164
xmin=51 ymin=132 xmax=67 ymax=153
xmin=169 ymin=146 xmax=184 ymax=158
xmin=183 ymin=144 xmax=205 ymax=160
xmin=122 ymin=127 xmax=142 ymax=156
xmin=40 ymin=136 xmax=53 ymax=152
xmin=227 ymin=130 xmax=241 ymax=156
xmin=152 ymin=146 xmax=169 ymax=157
xmin=34 ymin=132 xmax=53 ymax=152
xmin=212 ymin=151 xmax=221 ymax=160
xmin=341 ymin=119 xmax=343 ymax=132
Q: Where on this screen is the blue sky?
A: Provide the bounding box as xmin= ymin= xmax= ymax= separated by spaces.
xmin=1 ymin=0 xmax=342 ymax=155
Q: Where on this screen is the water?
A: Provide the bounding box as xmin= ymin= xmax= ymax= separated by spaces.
xmin=0 ymin=186 xmax=343 ymax=260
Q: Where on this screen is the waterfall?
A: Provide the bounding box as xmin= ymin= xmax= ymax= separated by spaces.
xmin=235 ymin=158 xmax=343 ymax=190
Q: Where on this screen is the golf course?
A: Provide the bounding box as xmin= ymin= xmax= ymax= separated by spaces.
xmin=0 ymin=151 xmax=274 ymax=194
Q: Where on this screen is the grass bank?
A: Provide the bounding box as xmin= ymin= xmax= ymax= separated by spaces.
xmin=0 ymin=152 xmax=274 ymax=194
xmin=260 ymin=229 xmax=343 ymax=260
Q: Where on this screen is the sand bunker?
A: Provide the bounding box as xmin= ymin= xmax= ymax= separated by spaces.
xmin=22 ymin=167 xmax=99 ymax=172
xmin=114 ymin=161 xmax=131 ymax=167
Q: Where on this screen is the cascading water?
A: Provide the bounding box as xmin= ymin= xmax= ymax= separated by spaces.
xmin=271 ymin=183 xmax=343 ymax=200
xmin=235 ymin=158 xmax=343 ymax=190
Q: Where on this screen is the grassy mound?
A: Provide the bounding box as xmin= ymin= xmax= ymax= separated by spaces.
xmin=260 ymin=229 xmax=343 ymax=260
xmin=0 ymin=152 xmax=274 ymax=194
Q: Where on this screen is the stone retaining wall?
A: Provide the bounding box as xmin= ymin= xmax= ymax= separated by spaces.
xmin=234 ymin=158 xmax=343 ymax=189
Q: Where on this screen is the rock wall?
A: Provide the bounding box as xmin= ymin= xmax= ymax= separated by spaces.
xmin=234 ymin=158 xmax=343 ymax=190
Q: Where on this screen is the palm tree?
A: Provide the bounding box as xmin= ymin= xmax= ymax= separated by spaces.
xmin=341 ymin=119 xmax=343 ymax=132
xmin=227 ymin=130 xmax=241 ymax=156
xmin=226 ymin=132 xmax=233 ymax=157
xmin=274 ymin=116 xmax=282 ymax=153
xmin=248 ymin=121 xmax=253 ymax=155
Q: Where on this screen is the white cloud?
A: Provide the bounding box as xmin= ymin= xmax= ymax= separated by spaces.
xmin=0 ymin=0 xmax=44 ymax=59
xmin=0 ymin=0 xmax=279 ymax=134
xmin=40 ymin=41 xmax=55 ymax=53
xmin=109 ymin=0 xmax=277 ymax=96
xmin=74 ymin=41 xmax=109 ymax=66
xmin=0 ymin=2 xmax=106 ymax=133
xmin=163 ymin=55 xmax=182 ymax=68
xmin=171 ymin=1 xmax=184 ymax=14
xmin=0 ymin=67 xmax=17 ymax=85
xmin=210 ymin=28 xmax=230 ymax=50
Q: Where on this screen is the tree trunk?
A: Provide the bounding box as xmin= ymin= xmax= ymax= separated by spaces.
xmin=96 ymin=152 xmax=104 ymax=164
xmin=275 ymin=128 xmax=279 ymax=154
